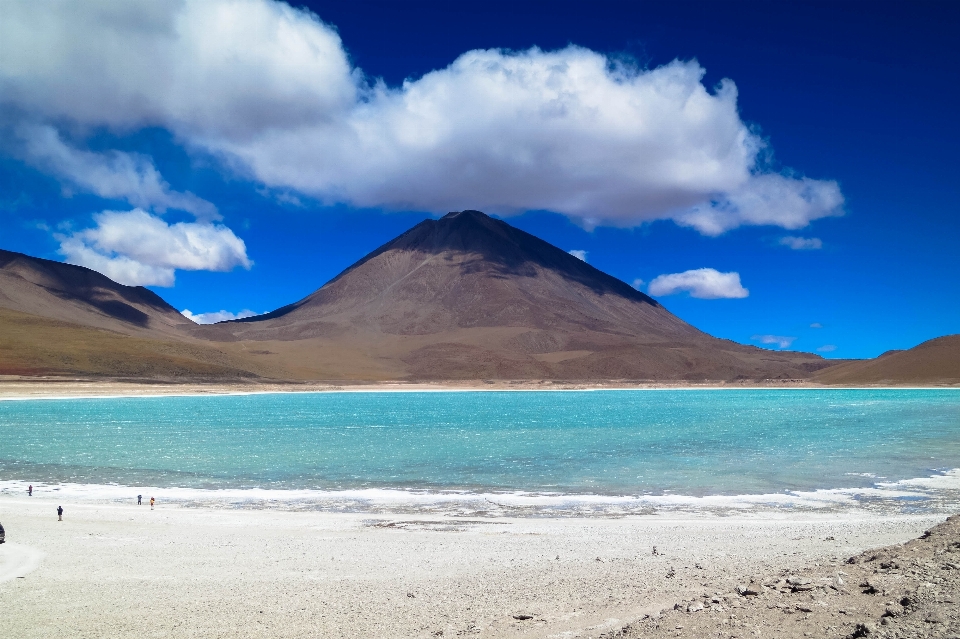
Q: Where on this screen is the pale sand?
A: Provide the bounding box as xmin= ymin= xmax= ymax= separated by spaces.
xmin=0 ymin=493 xmax=943 ymax=638
xmin=0 ymin=378 xmax=877 ymax=401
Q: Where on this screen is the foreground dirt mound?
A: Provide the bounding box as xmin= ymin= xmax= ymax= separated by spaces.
xmin=609 ymin=515 xmax=960 ymax=639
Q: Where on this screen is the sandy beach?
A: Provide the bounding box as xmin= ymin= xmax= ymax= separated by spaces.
xmin=0 ymin=490 xmax=946 ymax=638
xmin=4 ymin=377 xmax=951 ymax=403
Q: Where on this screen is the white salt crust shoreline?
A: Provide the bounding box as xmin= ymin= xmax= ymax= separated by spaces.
xmin=2 ymin=468 xmax=959 ymax=517
xmin=0 ymin=491 xmax=947 ymax=638
xmin=1 ymin=381 xmax=958 ymax=402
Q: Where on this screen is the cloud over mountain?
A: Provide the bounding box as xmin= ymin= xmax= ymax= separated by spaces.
xmin=752 ymin=335 xmax=797 ymax=349
xmin=57 ymin=209 xmax=252 ymax=287
xmin=0 ymin=0 xmax=843 ymax=235
xmin=648 ymin=268 xmax=749 ymax=299
xmin=181 ymin=309 xmax=259 ymax=324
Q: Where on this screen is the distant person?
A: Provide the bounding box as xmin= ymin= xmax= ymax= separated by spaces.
xmin=28 ymin=485 xmax=32 ymax=496
xmin=57 ymin=505 xmax=63 ymax=521
xmin=137 ymin=494 xmax=142 ymax=505
xmin=150 ymin=497 xmax=155 ymax=509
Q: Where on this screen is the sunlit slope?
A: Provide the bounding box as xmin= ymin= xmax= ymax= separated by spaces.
xmin=0 ymin=248 xmax=194 ymax=338
xmin=207 ymin=210 xmax=834 ymax=381
xmin=0 ymin=308 xmax=259 ymax=379
xmin=814 ymin=335 xmax=960 ymax=385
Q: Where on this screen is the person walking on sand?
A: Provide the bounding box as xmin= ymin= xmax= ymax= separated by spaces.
xmin=137 ymin=494 xmax=142 ymax=505
xmin=57 ymin=505 xmax=63 ymax=521
xmin=150 ymin=497 xmax=155 ymax=509
xmin=28 ymin=484 xmax=32 ymax=496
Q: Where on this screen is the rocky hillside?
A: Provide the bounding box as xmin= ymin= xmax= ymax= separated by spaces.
xmin=608 ymin=514 xmax=960 ymax=638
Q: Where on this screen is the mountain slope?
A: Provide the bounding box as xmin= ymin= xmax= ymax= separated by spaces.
xmin=0 ymin=248 xmax=193 ymax=337
xmin=204 ymin=211 xmax=831 ymax=381
xmin=814 ymin=334 xmax=960 ymax=385
xmin=229 ymin=210 xmax=700 ymax=339
xmin=0 ymin=307 xmax=259 ymax=379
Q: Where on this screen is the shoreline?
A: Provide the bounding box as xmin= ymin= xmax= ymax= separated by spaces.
xmin=3 ymin=467 xmax=959 ymax=518
xmin=1 ymin=378 xmax=958 ymax=401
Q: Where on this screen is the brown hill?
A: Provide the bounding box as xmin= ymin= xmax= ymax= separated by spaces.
xmin=0 ymin=250 xmax=274 ymax=380
xmin=0 ymin=307 xmax=258 ymax=379
xmin=200 ymin=210 xmax=833 ymax=381
xmin=0 ymin=248 xmax=193 ymax=337
xmin=814 ymin=334 xmax=960 ymax=385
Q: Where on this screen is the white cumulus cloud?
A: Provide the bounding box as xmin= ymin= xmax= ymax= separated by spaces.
xmin=0 ymin=0 xmax=844 ymax=234
xmin=57 ymin=209 xmax=252 ymax=287
xmin=568 ymin=249 xmax=588 ymax=261
xmin=779 ymin=236 xmax=823 ymax=250
xmin=817 ymin=344 xmax=837 ymax=352
xmin=181 ymin=309 xmax=258 ymax=324
xmin=752 ymin=335 xmax=797 ymax=349
xmin=631 ymin=278 xmax=645 ymax=290
xmin=648 ymin=268 xmax=748 ymax=299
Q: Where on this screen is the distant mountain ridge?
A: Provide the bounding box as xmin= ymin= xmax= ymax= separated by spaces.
xmin=813 ymin=334 xmax=960 ymax=385
xmin=3 ymin=213 xmax=954 ymax=384
xmin=0 ymin=248 xmax=191 ymax=336
xmin=0 ymin=249 xmax=263 ymax=379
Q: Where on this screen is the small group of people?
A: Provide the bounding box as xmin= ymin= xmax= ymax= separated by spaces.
xmin=25 ymin=485 xmax=155 ymax=522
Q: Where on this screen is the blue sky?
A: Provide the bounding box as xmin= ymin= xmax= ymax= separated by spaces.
xmin=1 ymin=0 xmax=957 ymax=357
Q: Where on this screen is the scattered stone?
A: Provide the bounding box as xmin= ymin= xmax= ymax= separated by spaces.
xmin=600 ymin=514 xmax=960 ymax=639
xmin=736 ymin=583 xmax=761 ymax=597
xmin=847 ymin=622 xmax=874 ymax=637
xmin=924 ymin=609 xmax=946 ymax=624
xmin=512 ymin=614 xmax=533 ymax=621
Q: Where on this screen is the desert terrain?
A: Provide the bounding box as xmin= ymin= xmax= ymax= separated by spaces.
xmin=1 ymin=490 xmax=956 ymax=638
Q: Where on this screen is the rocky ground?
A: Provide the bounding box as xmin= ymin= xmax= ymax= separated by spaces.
xmin=605 ymin=515 xmax=960 ymax=639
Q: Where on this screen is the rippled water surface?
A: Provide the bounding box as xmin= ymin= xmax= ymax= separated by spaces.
xmin=1 ymin=390 xmax=959 ymax=498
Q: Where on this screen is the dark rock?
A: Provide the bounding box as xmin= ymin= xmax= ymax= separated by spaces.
xmin=847 ymin=622 xmax=875 ymax=637
xmin=736 ymin=584 xmax=761 ymax=597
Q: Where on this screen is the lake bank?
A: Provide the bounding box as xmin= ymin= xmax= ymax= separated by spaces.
xmin=4 ymin=378 xmax=960 ymax=402
xmin=0 ymin=493 xmax=944 ymax=638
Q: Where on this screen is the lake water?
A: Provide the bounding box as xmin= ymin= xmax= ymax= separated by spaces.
xmin=1 ymin=389 xmax=959 ymax=515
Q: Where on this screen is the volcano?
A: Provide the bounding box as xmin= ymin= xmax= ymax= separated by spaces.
xmin=198 ymin=210 xmax=832 ymax=381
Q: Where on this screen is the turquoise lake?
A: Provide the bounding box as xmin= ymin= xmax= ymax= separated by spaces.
xmin=1 ymin=389 xmax=959 ymax=500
